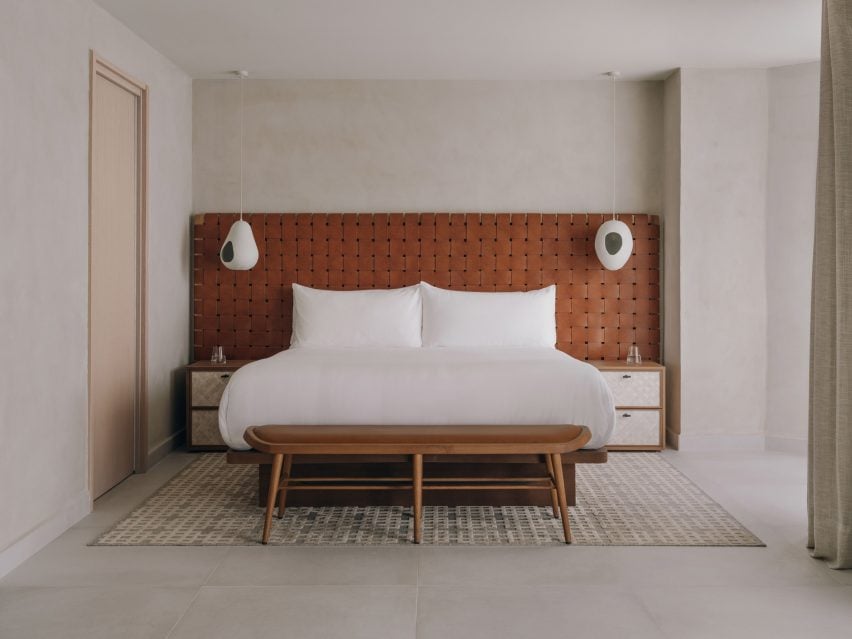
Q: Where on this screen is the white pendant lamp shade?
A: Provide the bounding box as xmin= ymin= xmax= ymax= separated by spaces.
xmin=594 ymin=70 xmax=633 ymax=271
xmin=221 ymin=219 xmax=259 ymax=270
xmin=595 ymin=219 xmax=633 ymax=271
xmin=220 ymin=69 xmax=258 ymax=271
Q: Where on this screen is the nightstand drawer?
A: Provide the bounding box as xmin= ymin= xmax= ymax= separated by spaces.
xmin=609 ymin=409 xmax=662 ymax=447
xmin=191 ymin=410 xmax=226 ymax=447
xmin=190 ymin=371 xmax=234 ymax=407
xmin=600 ymin=371 xmax=661 ymax=407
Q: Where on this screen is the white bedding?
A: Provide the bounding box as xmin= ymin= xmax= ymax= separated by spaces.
xmin=219 ymin=348 xmax=615 ymax=450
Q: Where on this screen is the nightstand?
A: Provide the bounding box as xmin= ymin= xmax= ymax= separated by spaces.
xmin=185 ymin=360 xmax=253 ymax=451
xmin=590 ymin=360 xmax=666 ymax=451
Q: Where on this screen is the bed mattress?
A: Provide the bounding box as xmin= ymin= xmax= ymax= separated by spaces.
xmin=219 ymin=347 xmax=615 ymax=450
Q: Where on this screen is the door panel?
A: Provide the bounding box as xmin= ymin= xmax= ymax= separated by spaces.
xmin=90 ymin=70 xmax=140 ymax=498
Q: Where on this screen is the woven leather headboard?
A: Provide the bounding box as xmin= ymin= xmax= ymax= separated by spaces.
xmin=192 ymin=213 xmax=660 ymax=362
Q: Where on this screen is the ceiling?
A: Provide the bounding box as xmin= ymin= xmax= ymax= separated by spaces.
xmin=94 ymin=0 xmax=821 ymax=80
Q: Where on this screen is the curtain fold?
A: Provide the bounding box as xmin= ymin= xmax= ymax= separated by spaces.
xmin=809 ymin=0 xmax=852 ymax=569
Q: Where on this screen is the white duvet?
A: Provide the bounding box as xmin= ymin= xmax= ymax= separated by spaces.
xmin=219 ymin=347 xmax=615 ymax=450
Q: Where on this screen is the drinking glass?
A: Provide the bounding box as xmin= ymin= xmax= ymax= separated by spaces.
xmin=626 ymin=344 xmax=641 ymax=365
xmin=211 ymin=346 xmax=226 ymax=364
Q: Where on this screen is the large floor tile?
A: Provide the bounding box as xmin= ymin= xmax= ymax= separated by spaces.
xmin=771 ymin=522 xmax=812 ymax=547
xmin=1 ymin=527 xmax=227 ymax=588
xmin=6 ymin=447 xmax=847 ymax=639
xmin=0 ymin=586 xmax=196 ymax=639
xmin=168 ymin=585 xmax=417 ymax=639
xmin=417 ymin=546 xmax=617 ymax=586
xmin=604 ymin=545 xmax=835 ymax=587
xmin=416 ymin=585 xmax=665 ymax=639
xmin=74 ymin=454 xmax=195 ymax=531
xmin=638 ymin=584 xmax=852 ymax=639
xmin=663 ymin=451 xmax=811 ymax=540
xmin=820 ymin=561 xmax=852 ymax=585
xmin=208 ymin=546 xmax=419 ymax=585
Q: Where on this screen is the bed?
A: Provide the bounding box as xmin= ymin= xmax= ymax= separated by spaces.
xmin=191 ymin=212 xmax=661 ymax=506
xmin=219 ymin=346 xmax=616 ymax=451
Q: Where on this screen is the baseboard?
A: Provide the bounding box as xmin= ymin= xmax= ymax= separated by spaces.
xmin=0 ymin=489 xmax=91 ymax=579
xmin=147 ymin=429 xmax=185 ymax=468
xmin=765 ymin=436 xmax=807 ymax=455
xmin=666 ymin=429 xmax=680 ymax=450
xmin=675 ymin=433 xmax=766 ymax=452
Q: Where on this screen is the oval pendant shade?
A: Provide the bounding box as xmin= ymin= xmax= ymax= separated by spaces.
xmin=220 ymin=219 xmax=259 ymax=270
xmin=594 ymin=219 xmax=633 ymax=271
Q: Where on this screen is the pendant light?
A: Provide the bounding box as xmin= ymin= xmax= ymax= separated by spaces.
xmin=595 ymin=71 xmax=633 ymax=271
xmin=220 ymin=70 xmax=259 ymax=270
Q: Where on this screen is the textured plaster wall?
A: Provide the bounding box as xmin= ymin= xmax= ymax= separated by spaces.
xmin=677 ymin=69 xmax=769 ymax=446
xmin=0 ymin=0 xmax=191 ymax=570
xmin=765 ymin=62 xmax=820 ymax=450
xmin=193 ymin=79 xmax=663 ymax=213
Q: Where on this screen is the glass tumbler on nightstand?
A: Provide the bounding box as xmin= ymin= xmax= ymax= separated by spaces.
xmin=626 ymin=344 xmax=642 ymax=365
xmin=211 ymin=346 xmax=227 ymax=364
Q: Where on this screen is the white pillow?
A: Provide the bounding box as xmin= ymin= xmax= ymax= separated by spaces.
xmin=290 ymin=284 xmax=422 ymax=348
xmin=420 ymin=282 xmax=556 ymax=348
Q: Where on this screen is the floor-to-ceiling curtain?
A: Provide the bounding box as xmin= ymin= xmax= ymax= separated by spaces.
xmin=809 ymin=0 xmax=852 ymax=570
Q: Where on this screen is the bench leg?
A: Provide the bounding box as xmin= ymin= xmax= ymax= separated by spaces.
xmin=544 ymin=455 xmax=560 ymax=518
xmin=551 ymin=453 xmax=572 ymax=544
xmin=413 ymin=454 xmax=423 ymax=544
xmin=277 ymin=455 xmax=293 ymax=519
xmin=262 ymin=453 xmax=284 ymax=544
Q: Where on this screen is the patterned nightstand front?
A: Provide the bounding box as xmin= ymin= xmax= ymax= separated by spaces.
xmin=590 ymin=361 xmax=666 ymax=451
xmin=186 ymin=360 xmax=252 ymax=450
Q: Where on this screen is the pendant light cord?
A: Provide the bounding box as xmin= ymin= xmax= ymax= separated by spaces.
xmin=239 ymin=72 xmax=245 ymax=220
xmin=611 ymin=72 xmax=616 ymax=221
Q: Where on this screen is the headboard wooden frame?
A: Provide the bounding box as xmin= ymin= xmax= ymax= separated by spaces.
xmin=192 ymin=212 xmax=660 ymax=362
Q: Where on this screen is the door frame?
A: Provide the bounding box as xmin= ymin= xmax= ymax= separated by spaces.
xmin=88 ymin=51 xmax=149 ymax=499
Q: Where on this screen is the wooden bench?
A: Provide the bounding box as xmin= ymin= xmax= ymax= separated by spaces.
xmin=243 ymin=424 xmax=592 ymax=545
xmin=227 ymin=448 xmax=607 ymax=510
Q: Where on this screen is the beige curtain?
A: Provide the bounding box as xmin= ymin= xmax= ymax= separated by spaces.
xmin=809 ymin=0 xmax=852 ymax=569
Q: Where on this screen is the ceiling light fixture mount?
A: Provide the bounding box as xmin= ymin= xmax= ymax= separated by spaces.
xmin=595 ymin=70 xmax=633 ymax=271
xmin=220 ymin=69 xmax=259 ymax=270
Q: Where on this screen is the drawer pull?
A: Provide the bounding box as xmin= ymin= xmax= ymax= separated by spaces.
xmin=622 ymin=413 xmax=632 ymax=418
xmin=622 ymin=374 xmax=632 ymax=379
xmin=220 ymin=374 xmax=231 ymax=379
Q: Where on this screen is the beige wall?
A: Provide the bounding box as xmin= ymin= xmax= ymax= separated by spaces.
xmin=676 ymin=69 xmax=769 ymax=449
xmin=663 ymin=66 xmax=819 ymax=451
xmin=765 ymin=62 xmax=820 ymax=452
xmin=193 ymin=79 xmax=662 ymax=213
xmin=0 ymin=0 xmax=191 ymax=575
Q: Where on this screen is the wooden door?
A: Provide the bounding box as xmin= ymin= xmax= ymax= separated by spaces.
xmin=89 ymin=54 xmax=148 ymax=499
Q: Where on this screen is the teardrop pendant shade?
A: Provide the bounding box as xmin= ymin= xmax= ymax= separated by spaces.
xmin=220 ymin=219 xmax=259 ymax=270
xmin=594 ymin=219 xmax=633 ymax=271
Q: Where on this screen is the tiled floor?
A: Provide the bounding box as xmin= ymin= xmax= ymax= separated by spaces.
xmin=1 ymin=450 xmax=851 ymax=639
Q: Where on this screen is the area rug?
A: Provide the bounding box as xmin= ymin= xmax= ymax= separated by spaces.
xmin=92 ymin=453 xmax=763 ymax=547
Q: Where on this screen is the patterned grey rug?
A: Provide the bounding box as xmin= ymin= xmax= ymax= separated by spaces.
xmin=92 ymin=453 xmax=763 ymax=547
